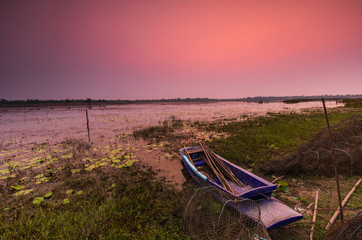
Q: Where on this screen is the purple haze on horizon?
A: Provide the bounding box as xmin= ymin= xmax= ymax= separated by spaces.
xmin=1 ymin=0 xmax=361 ymax=100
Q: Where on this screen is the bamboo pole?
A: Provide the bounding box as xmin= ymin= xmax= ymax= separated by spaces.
xmin=325 ymin=178 xmax=361 ymax=230
xmin=271 ymin=175 xmax=284 ymax=184
xmin=322 ymin=98 xmax=343 ymax=221
xmin=201 ymin=142 xmax=243 ymax=187
xmin=200 ymin=143 xmax=233 ymax=193
xmin=301 ymin=202 xmax=314 ymax=215
xmin=200 ymin=143 xmax=239 ymax=194
xmin=86 ymin=109 xmax=90 ymax=142
xmin=310 ymin=190 xmax=319 ymax=240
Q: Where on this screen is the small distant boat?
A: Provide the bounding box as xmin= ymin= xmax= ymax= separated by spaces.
xmin=180 ymin=145 xmax=303 ymax=229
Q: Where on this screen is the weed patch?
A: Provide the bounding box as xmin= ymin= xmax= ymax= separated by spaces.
xmin=0 ymin=166 xmax=188 ymax=239
xmin=133 ymin=117 xmax=183 ymax=141
xmin=202 ymin=109 xmax=361 ymax=169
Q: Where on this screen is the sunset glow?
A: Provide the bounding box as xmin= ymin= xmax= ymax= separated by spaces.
xmin=1 ymin=0 xmax=361 ymax=100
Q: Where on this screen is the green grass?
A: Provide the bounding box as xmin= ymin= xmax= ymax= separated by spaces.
xmin=0 ymin=166 xmax=189 ymax=240
xmin=201 ymin=109 xmax=361 ymax=168
xmin=343 ymin=98 xmax=362 ymax=108
xmin=1 ymin=106 xmax=360 ymax=240
xmin=133 ymin=117 xmax=183 ymax=141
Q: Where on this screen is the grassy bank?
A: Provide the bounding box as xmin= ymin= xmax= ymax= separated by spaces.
xmin=196 ymin=108 xmax=361 ymax=169
xmin=1 ymin=106 xmax=361 ymax=239
xmin=1 ymin=165 xmax=188 ymax=239
xmin=131 ymin=106 xmax=361 ymax=239
xmin=343 ymin=98 xmax=362 ymax=108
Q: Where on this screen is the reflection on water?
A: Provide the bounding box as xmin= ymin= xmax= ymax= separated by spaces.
xmin=0 ymin=101 xmax=343 ymax=147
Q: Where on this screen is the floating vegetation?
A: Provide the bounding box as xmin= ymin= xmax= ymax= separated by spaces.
xmin=107 ymin=184 xmax=116 ymax=191
xmin=34 ymin=173 xmax=52 ymax=184
xmin=43 ymin=191 xmax=52 ymax=199
xmin=66 ymin=190 xmax=74 ymax=195
xmin=33 ymin=197 xmax=44 ymax=205
xmin=62 ymin=153 xmax=73 ymax=159
xmin=13 ymin=189 xmax=33 ymax=197
xmin=71 ymin=169 xmax=81 ymax=174
xmin=11 ymin=185 xmax=25 ymax=190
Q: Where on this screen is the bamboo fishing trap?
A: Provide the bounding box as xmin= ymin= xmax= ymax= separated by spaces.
xmin=182 ymin=142 xmax=271 ymax=239
xmin=182 ymin=185 xmax=271 ymax=240
xmin=323 ymin=211 xmax=362 ymax=240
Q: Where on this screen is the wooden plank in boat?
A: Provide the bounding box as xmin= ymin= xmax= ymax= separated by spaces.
xmin=187 ymin=148 xmax=204 ymax=154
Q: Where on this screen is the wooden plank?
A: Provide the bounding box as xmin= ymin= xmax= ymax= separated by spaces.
xmin=186 ymin=148 xmax=204 ymax=154
xmin=191 ymin=156 xmax=204 ymax=162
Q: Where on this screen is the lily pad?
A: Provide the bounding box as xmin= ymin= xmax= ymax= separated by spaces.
xmin=13 ymin=189 xmax=33 ymax=196
xmin=66 ymin=189 xmax=74 ymax=195
xmin=44 ymin=191 xmax=52 ymax=199
xmin=278 ymin=181 xmax=288 ymax=187
xmin=85 ymin=164 xmax=97 ymax=171
xmin=34 ymin=173 xmax=44 ymax=179
xmin=107 ymin=184 xmax=116 ymax=191
xmin=62 ymin=154 xmax=73 ymax=159
xmin=71 ymin=169 xmax=81 ymax=174
xmin=11 ymin=185 xmax=25 ymax=190
xmin=33 ymin=197 xmax=44 ymax=205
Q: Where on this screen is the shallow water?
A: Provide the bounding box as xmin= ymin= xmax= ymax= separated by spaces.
xmin=0 ymin=100 xmax=343 ymax=186
xmin=0 ymin=101 xmax=342 ymax=148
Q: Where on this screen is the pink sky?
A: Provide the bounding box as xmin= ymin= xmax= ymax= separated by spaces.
xmin=1 ymin=0 xmax=361 ymax=100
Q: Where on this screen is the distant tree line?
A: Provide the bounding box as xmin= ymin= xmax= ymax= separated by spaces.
xmin=0 ymin=94 xmax=361 ymax=108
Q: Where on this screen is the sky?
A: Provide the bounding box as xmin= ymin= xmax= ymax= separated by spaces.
xmin=1 ymin=0 xmax=362 ymax=100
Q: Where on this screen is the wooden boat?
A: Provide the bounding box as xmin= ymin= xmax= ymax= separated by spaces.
xmin=180 ymin=146 xmax=303 ymax=229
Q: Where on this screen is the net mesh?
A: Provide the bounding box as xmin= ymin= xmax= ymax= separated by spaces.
xmin=323 ymin=211 xmax=362 ymax=240
xmin=182 ymin=185 xmax=271 ymax=240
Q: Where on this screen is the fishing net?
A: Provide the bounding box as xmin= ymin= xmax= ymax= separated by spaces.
xmin=323 ymin=211 xmax=362 ymax=240
xmin=262 ymin=115 xmax=362 ymax=176
xmin=182 ymin=185 xmax=271 ymax=240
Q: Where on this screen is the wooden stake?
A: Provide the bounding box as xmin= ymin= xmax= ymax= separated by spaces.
xmin=310 ymin=190 xmax=319 ymax=240
xmin=325 ymin=178 xmax=361 ymax=230
xmin=301 ymin=202 xmax=314 ymax=215
xmin=86 ymin=109 xmax=90 ymax=142
xmin=271 ymin=175 xmax=284 ymax=184
xmin=322 ymin=98 xmax=343 ymax=221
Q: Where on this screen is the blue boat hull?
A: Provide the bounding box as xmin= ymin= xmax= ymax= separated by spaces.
xmin=180 ymin=146 xmax=303 ymax=229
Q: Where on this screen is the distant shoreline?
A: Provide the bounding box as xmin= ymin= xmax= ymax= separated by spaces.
xmin=0 ymin=95 xmax=361 ymax=108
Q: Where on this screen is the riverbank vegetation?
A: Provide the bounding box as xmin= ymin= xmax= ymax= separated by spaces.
xmin=1 ymin=95 xmax=361 ymax=108
xmin=1 ymin=104 xmax=361 ymax=239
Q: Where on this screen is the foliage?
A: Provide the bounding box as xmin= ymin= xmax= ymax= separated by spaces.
xmin=0 ymin=166 xmax=188 ymax=239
